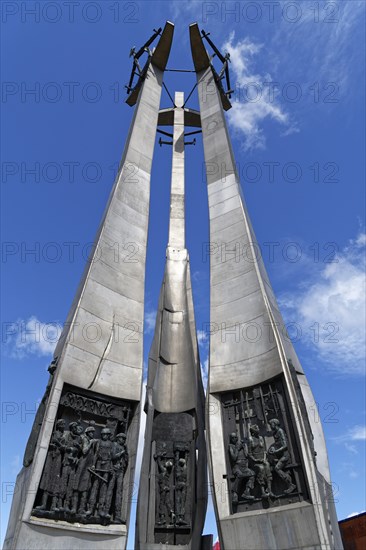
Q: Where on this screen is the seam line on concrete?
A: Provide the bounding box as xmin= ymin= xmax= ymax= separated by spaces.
xmin=210 ymin=344 xmax=278 ymax=368
xmin=210 ymin=312 xmax=266 ymax=330
xmin=211 ymin=266 xmax=254 ymax=287
xmin=94 ymin=258 xmax=144 ymax=285
xmin=208 ymin=182 xmax=237 ymax=200
xmin=88 ymin=277 xmax=144 ymax=305
xmin=78 ymin=306 xmax=143 ymax=334
xmin=210 ymin=206 xmax=243 ymax=230
xmin=212 ymin=287 xmax=261 ymax=308
xmin=68 ymin=342 xmax=142 ymax=370
xmin=211 ymin=218 xmax=247 ymax=237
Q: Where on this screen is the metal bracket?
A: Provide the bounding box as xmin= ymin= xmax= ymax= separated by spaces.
xmin=201 ymin=29 xmax=234 ymax=99
xmin=159 ymin=137 xmax=173 ymax=147
xmin=125 ymin=22 xmax=174 ymax=107
xmin=159 ymin=137 xmax=196 ymax=147
xmin=125 ymin=27 xmax=162 ymax=95
xmin=184 ymin=138 xmax=196 ymax=146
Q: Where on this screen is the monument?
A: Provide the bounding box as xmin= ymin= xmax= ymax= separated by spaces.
xmin=4 ymin=20 xmax=343 ymax=550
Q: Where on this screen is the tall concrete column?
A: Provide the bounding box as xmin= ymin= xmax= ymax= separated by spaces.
xmin=190 ymin=22 xmax=343 ymax=550
xmin=4 ymin=22 xmax=174 ymax=550
xmin=136 ymin=92 xmax=207 ymax=549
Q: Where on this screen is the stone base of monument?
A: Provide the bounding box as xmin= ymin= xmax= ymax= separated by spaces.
xmin=219 ymin=500 xmax=341 ymax=550
xmin=138 ymin=534 xmax=213 ymax=550
xmin=4 ymin=465 xmax=128 ymax=550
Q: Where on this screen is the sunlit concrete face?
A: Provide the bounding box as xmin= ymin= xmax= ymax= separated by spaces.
xmin=190 ymin=21 xmax=343 ymax=550
xmin=3 ymin=23 xmax=174 ymax=550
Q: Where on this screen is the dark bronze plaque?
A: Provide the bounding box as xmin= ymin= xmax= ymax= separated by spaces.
xmin=221 ymin=375 xmax=309 ymax=514
xmin=32 ymin=384 xmax=135 ymax=526
xmin=152 ymin=412 xmax=194 ymax=441
xmin=152 ymin=412 xmax=194 ymax=545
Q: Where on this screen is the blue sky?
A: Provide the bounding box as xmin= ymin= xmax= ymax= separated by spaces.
xmin=1 ymin=0 xmax=365 ymax=546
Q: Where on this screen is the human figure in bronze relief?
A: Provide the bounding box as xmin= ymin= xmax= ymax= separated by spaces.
xmin=87 ymin=427 xmax=114 ymax=519
xmin=155 ymin=451 xmax=174 ymax=526
xmin=248 ymin=424 xmax=272 ymax=498
xmin=72 ymin=425 xmax=97 ymax=515
xmin=110 ymin=432 xmax=129 ymax=524
xmin=35 ymin=418 xmax=66 ymax=512
xmin=228 ymin=432 xmax=255 ymax=503
xmin=175 ymin=458 xmax=188 ymax=526
xmin=268 ymin=418 xmax=296 ymax=494
xmin=58 ymin=422 xmax=83 ymax=512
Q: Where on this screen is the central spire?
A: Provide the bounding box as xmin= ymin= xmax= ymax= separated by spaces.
xmin=136 ymin=89 xmax=207 ymax=548
xmin=168 ymin=91 xmax=185 ymax=249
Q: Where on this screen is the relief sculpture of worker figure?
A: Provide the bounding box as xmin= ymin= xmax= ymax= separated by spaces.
xmin=58 ymin=422 xmax=82 ymax=513
xmin=175 ymin=457 xmax=188 ymax=526
xmin=87 ymin=427 xmax=114 ymax=520
xmin=110 ymin=433 xmax=129 ymax=524
xmin=155 ymin=447 xmax=174 ymax=526
xmin=268 ymin=418 xmax=296 ymax=495
xmin=228 ymin=432 xmax=255 ymax=504
xmin=248 ymin=424 xmax=272 ymax=498
xmin=35 ymin=418 xmax=66 ymax=513
xmin=72 ymin=425 xmax=97 ymax=516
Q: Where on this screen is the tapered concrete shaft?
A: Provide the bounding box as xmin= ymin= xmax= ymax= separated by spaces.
xmin=4 ymin=22 xmax=174 ymax=550
xmin=190 ymin=22 xmax=342 ymax=550
xmin=136 ymin=91 xmax=207 ymax=549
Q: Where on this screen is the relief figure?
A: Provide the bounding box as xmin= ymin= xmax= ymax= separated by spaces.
xmin=228 ymin=432 xmax=255 ymax=503
xmin=268 ymin=418 xmax=296 ymax=495
xmin=248 ymin=424 xmax=272 ymax=498
xmin=35 ymin=418 xmax=65 ymax=512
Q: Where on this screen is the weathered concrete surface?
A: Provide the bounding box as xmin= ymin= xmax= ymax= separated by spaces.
xmin=190 ymin=21 xmax=343 ymax=550
xmin=4 ymin=23 xmax=174 ymax=550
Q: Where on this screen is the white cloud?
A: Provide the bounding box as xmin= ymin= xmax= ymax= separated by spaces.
xmin=344 ymin=443 xmax=358 ymax=455
xmin=144 ymin=309 xmax=157 ymax=334
xmin=273 ymin=1 xmax=365 ymax=91
xmin=197 ymin=329 xmax=208 ymax=346
xmin=337 ymin=460 xmax=361 ymax=481
xmin=200 ymin=357 xmax=209 ymax=388
xmin=168 ymin=1 xmax=202 ymax=22
xmin=220 ymin=2 xmax=364 ymax=149
xmin=4 ymin=316 xmax=61 ymax=359
xmin=348 ymin=426 xmax=366 ymax=441
xmin=222 ymin=33 xmax=291 ymax=150
xmin=332 ymin=425 xmax=366 ymax=455
xmin=279 ymin=233 xmax=366 ymax=375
